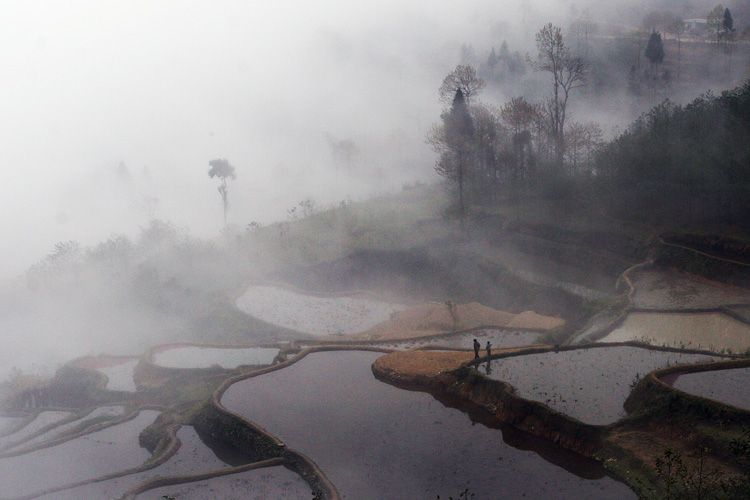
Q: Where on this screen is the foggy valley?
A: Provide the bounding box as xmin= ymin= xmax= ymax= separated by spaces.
xmin=1 ymin=0 xmax=750 ymax=499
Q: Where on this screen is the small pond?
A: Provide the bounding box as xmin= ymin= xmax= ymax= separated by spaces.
xmin=152 ymin=346 xmax=280 ymax=369
xmin=600 ymin=313 xmax=750 ymax=353
xmin=483 ymin=346 xmax=721 ymax=425
xmin=666 ymin=367 xmax=750 ymax=411
xmin=235 ymin=285 xmax=404 ymax=336
xmin=366 ymin=328 xmax=540 ymax=351
xmin=0 ymin=410 xmax=158 ymax=498
xmin=222 ymin=350 xmax=635 ymax=500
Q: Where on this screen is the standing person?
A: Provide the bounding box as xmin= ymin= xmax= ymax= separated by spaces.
xmin=486 ymin=341 xmax=492 ymax=357
xmin=473 ymin=339 xmax=480 ymax=359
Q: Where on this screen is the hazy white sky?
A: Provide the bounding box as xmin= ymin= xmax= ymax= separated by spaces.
xmin=0 ymin=0 xmax=557 ymax=278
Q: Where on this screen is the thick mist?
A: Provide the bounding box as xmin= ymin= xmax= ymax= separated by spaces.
xmin=1 ymin=0 xmax=746 ymax=380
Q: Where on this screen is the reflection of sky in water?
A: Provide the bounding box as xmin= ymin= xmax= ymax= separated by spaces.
xmin=236 ymin=286 xmax=404 ymax=336
xmin=153 ymin=347 xmax=279 ymax=369
xmin=485 ymin=347 xmax=720 ymax=425
xmin=223 ymin=350 xmax=635 ymax=500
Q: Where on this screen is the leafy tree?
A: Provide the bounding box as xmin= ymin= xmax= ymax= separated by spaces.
xmin=438 ymin=65 xmax=485 ymax=105
xmin=645 ymin=31 xmax=665 ymax=65
xmin=528 ymin=23 xmax=587 ymax=167
xmin=207 ymin=158 xmax=237 ymax=226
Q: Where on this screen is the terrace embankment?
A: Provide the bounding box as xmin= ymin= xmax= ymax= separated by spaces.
xmin=372 ymin=349 xmax=603 ymax=456
xmin=373 ymin=347 xmax=750 ymax=496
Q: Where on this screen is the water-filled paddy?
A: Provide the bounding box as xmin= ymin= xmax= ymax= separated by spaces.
xmin=0 ymin=410 xmax=72 ymax=450
xmin=136 ymin=466 xmax=309 ymax=500
xmin=600 ymin=313 xmax=750 ymax=353
xmin=33 ymin=424 xmax=254 ymax=500
xmin=0 ymin=416 xmax=22 ymax=436
xmin=222 ymin=350 xmax=635 ymax=500
xmin=96 ymin=359 xmax=140 ymax=392
xmin=0 ymin=410 xmax=158 ymax=498
xmin=484 ymin=346 xmax=720 ymax=425
xmin=18 ymin=406 xmax=125 ymax=450
xmin=153 ymin=346 xmax=280 ymax=369
xmin=235 ymin=285 xmax=404 ymax=336
xmin=368 ymin=328 xmax=539 ymax=351
xmin=668 ymin=367 xmax=750 ymax=411
xmin=630 ymin=268 xmax=750 ymax=308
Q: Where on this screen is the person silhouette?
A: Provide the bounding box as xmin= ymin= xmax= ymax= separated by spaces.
xmin=473 ymin=339 xmax=480 ymax=359
xmin=486 ymin=341 xmax=492 ymax=357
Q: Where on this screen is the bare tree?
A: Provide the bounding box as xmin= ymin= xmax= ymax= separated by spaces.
xmin=207 ymin=158 xmax=237 ymax=226
xmin=438 ymin=65 xmax=486 ymax=105
xmin=666 ymin=16 xmax=686 ymax=79
xmin=528 ymin=24 xmax=587 ymax=167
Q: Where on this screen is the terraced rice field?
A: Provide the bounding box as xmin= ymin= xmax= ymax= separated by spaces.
xmin=152 ymin=346 xmax=280 ymax=369
xmin=235 ymin=285 xmax=404 ymax=336
xmin=667 ymin=367 xmax=750 ymax=411
xmin=96 ymin=359 xmax=140 ymax=392
xmin=0 ymin=410 xmax=158 ymax=498
xmin=18 ymin=406 xmax=125 ymax=450
xmin=136 ymin=466 xmax=309 ymax=500
xmin=484 ymin=346 xmax=721 ymax=425
xmin=600 ymin=313 xmax=750 ymax=353
xmin=346 ymin=328 xmax=540 ymax=351
xmin=33 ymin=424 xmax=257 ymax=500
xmin=0 ymin=410 xmax=73 ymax=450
xmin=222 ymin=350 xmax=636 ymax=500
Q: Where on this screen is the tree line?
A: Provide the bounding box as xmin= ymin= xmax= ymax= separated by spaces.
xmin=430 ymin=23 xmax=750 ymax=229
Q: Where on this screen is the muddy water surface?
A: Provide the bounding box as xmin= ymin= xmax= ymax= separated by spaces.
xmin=222 ymin=351 xmax=635 ymax=500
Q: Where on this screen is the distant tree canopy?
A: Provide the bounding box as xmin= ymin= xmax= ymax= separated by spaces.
xmin=597 ymin=80 xmax=750 ymax=225
xmin=645 ymin=31 xmax=665 ymax=64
